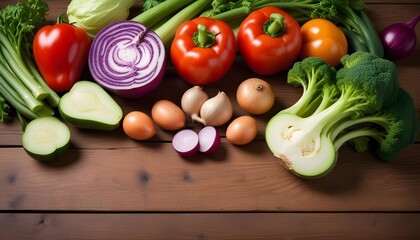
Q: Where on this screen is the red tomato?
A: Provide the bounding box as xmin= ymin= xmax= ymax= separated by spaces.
xmin=300 ymin=19 xmax=348 ymax=67
xmin=33 ymin=23 xmax=91 ymax=92
xmin=237 ymin=7 xmax=302 ymax=75
xmin=170 ymin=17 xmax=236 ymax=85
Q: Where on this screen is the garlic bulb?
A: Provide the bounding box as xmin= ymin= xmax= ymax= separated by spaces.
xmin=198 ymin=91 xmax=233 ymax=126
xmin=181 ymin=86 xmax=209 ymax=122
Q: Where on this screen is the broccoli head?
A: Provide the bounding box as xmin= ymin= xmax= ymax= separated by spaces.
xmin=266 ymin=52 xmax=418 ymax=178
xmin=284 ymin=57 xmax=337 ymax=117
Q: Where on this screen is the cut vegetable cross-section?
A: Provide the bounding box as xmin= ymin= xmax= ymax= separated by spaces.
xmin=22 ymin=116 xmax=71 ymax=161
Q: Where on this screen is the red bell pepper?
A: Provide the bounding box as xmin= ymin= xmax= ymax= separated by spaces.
xmin=237 ymin=7 xmax=302 ymax=75
xmin=33 ymin=23 xmax=91 ymax=92
xmin=170 ymin=17 xmax=236 ymax=85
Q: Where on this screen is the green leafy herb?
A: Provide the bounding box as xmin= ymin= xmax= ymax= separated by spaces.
xmin=0 ymin=94 xmax=11 ymax=122
xmin=0 ymin=0 xmax=58 ymax=123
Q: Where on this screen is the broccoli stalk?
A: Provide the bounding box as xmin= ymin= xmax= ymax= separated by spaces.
xmin=265 ymin=52 xmax=419 ymax=178
xmin=281 ymin=57 xmax=338 ymax=117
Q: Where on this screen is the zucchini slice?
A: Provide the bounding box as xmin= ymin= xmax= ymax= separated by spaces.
xmin=22 ymin=116 xmax=71 ymax=161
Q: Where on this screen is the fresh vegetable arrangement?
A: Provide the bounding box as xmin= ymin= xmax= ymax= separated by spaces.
xmin=0 ymin=0 xmax=418 ymax=179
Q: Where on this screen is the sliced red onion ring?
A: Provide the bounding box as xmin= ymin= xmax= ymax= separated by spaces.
xmin=89 ymin=20 xmax=166 ymax=98
xmin=172 ymin=129 xmax=199 ymax=157
xmin=198 ymin=126 xmax=220 ymax=154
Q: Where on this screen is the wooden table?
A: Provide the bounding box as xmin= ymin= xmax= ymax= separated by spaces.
xmin=1 ymin=0 xmax=419 ymax=239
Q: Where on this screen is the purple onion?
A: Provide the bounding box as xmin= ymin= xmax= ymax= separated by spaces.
xmin=380 ymin=15 xmax=420 ymax=60
xmin=89 ymin=20 xmax=166 ymax=98
xmin=172 ymin=129 xmax=199 ymax=157
xmin=198 ymin=126 xmax=220 ymax=154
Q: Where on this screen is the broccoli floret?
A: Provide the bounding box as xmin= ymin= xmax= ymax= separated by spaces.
xmin=283 ymin=57 xmax=337 ymax=117
xmin=266 ymin=52 xmax=418 ymax=178
xmin=335 ymin=55 xmax=400 ymax=117
xmin=334 ymin=88 xmax=419 ymax=162
xmin=340 ymin=51 xmax=378 ymax=69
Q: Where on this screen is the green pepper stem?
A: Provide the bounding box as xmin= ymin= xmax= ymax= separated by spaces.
xmin=265 ymin=13 xmax=286 ymax=37
xmin=193 ymin=24 xmax=215 ymax=48
xmin=198 ymin=25 xmax=208 ymax=46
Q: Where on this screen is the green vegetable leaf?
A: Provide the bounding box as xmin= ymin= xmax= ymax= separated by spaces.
xmin=142 ymin=0 xmax=166 ymax=11
xmin=0 ymin=94 xmax=11 ymax=122
xmin=0 ymin=0 xmax=48 ymax=55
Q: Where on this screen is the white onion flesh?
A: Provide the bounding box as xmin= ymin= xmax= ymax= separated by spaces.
xmin=198 ymin=126 xmax=220 ymax=154
xmin=89 ymin=20 xmax=166 ymax=98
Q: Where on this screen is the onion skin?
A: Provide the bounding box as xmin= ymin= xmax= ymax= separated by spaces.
xmin=89 ymin=20 xmax=166 ymax=98
xmin=123 ymin=111 xmax=156 ymax=140
xmin=236 ymin=78 xmax=275 ymax=115
xmin=151 ymin=99 xmax=186 ymax=131
xmin=226 ymin=116 xmax=258 ymax=145
xmin=380 ymin=15 xmax=420 ymax=60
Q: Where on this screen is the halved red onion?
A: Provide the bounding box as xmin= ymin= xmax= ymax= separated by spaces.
xmin=172 ymin=129 xmax=199 ymax=157
xmin=198 ymin=126 xmax=220 ymax=154
xmin=89 ymin=20 xmax=166 ymax=98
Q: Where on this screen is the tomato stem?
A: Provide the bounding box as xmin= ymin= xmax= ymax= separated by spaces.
xmin=264 ymin=13 xmax=285 ymax=38
xmin=194 ymin=24 xmax=215 ymax=48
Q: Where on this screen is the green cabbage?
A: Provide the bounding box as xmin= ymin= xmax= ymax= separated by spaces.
xmin=67 ymin=0 xmax=135 ymax=38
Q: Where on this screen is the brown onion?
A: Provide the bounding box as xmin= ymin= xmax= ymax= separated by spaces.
xmin=236 ymin=78 xmax=275 ymax=115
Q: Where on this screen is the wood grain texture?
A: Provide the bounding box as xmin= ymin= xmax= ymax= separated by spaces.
xmin=1 ymin=0 xmax=420 ymax=239
xmin=1 ymin=143 xmax=419 ymax=211
xmin=1 ymin=213 xmax=420 ymax=240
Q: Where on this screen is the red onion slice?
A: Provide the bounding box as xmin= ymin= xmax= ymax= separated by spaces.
xmin=172 ymin=129 xmax=199 ymax=157
xmin=89 ymin=20 xmax=166 ymax=98
xmin=198 ymin=126 xmax=220 ymax=154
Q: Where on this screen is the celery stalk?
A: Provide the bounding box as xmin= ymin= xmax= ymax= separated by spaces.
xmin=0 ymin=58 xmax=43 ymax=112
xmin=0 ymin=76 xmax=38 ymax=120
xmin=154 ymin=0 xmax=213 ymax=48
xmin=22 ymin=52 xmax=61 ymax=108
xmin=132 ymin=0 xmax=195 ymax=29
xmin=0 ymin=32 xmax=48 ymax=100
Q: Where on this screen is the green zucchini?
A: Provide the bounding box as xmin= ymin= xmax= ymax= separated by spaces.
xmin=22 ymin=116 xmax=71 ymax=161
xmin=59 ymin=81 xmax=123 ymax=130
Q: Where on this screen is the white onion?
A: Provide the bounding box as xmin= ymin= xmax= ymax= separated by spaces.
xmin=89 ymin=20 xmax=166 ymax=98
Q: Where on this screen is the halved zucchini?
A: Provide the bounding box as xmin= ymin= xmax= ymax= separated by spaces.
xmin=59 ymin=81 xmax=123 ymax=130
xmin=22 ymin=116 xmax=71 ymax=161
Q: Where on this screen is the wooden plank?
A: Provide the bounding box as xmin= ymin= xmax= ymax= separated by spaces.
xmin=1 ymin=213 xmax=419 ymax=240
xmin=1 ymin=143 xmax=419 ymax=211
